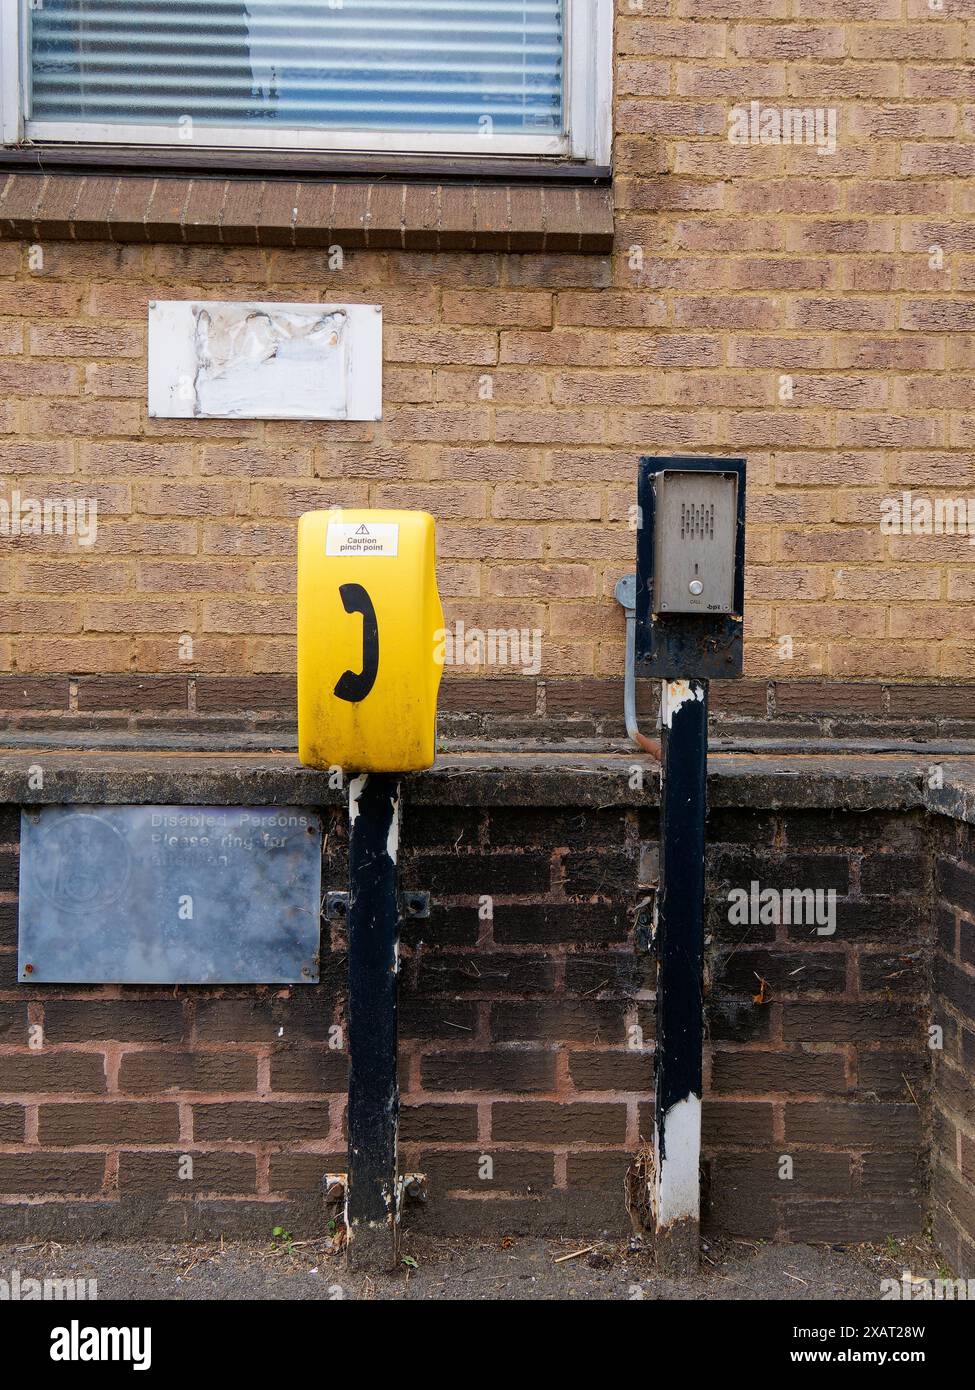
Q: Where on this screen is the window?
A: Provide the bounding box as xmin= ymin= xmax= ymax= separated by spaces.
xmin=0 ymin=0 xmax=611 ymax=162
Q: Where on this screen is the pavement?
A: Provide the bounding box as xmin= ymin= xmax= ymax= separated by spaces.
xmin=0 ymin=1232 xmax=944 ymax=1301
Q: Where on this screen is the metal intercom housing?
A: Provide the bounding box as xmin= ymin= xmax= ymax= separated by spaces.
xmin=653 ymin=470 xmax=738 ymax=615
xmin=636 ymin=456 xmax=746 ymax=679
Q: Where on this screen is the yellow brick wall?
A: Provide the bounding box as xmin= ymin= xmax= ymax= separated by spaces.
xmin=1 ymin=2 xmax=974 ymax=682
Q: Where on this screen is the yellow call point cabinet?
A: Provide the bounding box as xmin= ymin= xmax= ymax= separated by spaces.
xmin=297 ymin=509 xmax=444 ymax=773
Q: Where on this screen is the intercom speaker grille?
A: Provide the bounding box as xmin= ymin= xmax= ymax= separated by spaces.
xmin=680 ymin=502 xmax=717 ymax=541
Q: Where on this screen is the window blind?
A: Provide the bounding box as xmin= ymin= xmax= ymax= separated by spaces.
xmin=28 ymin=0 xmax=565 ymax=136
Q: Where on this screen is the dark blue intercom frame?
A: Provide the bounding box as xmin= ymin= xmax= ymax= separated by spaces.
xmin=635 ymin=455 xmax=746 ymax=680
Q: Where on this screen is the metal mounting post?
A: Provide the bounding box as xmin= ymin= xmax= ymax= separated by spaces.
xmin=631 ymin=455 xmax=745 ymax=1276
xmin=653 ymin=677 xmax=708 ymax=1276
xmin=344 ymin=772 xmax=401 ymax=1272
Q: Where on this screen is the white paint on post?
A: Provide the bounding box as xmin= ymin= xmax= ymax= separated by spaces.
xmin=385 ymin=790 xmax=400 ymax=865
xmin=348 ymin=771 xmax=399 ymax=874
xmin=348 ymin=774 xmax=366 ymax=828
xmin=660 ymin=679 xmax=705 ymax=728
xmin=147 ymin=299 xmax=382 ymax=420
xmin=654 ymin=1093 xmax=702 ymax=1226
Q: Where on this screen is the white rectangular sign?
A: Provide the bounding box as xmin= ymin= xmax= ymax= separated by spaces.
xmin=326 ymin=521 xmax=399 ymax=557
xmin=148 ymin=300 xmax=382 ymax=421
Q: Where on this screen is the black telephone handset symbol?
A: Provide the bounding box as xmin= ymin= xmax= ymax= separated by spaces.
xmin=334 ymin=583 xmax=379 ymax=703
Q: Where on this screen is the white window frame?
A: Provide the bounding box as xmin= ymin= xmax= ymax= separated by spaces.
xmin=0 ymin=0 xmax=612 ymax=164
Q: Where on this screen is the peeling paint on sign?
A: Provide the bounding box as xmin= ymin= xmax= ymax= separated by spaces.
xmin=148 ymin=300 xmax=382 ymax=421
xmin=195 ymin=305 xmax=349 ymax=417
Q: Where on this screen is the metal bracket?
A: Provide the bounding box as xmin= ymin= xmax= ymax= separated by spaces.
xmin=615 ymin=572 xmax=636 ymax=612
xmin=325 ymin=891 xmax=349 ymax=923
xmin=322 ymin=1171 xmax=347 ymax=1204
xmin=396 ymin=1172 xmax=428 ymax=1215
xmin=322 ymin=1170 xmax=428 ymax=1218
xmin=400 ymin=890 xmax=430 ymax=919
xmin=634 ymin=895 xmax=656 ymax=954
xmin=326 ymin=889 xmax=429 ymax=922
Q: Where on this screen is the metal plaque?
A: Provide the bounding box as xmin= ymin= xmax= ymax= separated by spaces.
xmin=653 ymin=470 xmax=738 ymax=615
xmin=18 ymin=806 xmax=322 ymax=985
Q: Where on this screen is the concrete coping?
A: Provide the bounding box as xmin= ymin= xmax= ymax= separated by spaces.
xmin=1 ymin=748 xmax=974 ymax=819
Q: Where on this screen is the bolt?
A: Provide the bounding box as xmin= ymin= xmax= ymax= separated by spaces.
xmin=23 ymin=963 xmax=33 ymax=975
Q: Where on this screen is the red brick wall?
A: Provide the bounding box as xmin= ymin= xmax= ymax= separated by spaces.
xmin=706 ymin=807 xmax=929 ymax=1243
xmin=0 ymin=800 xmax=932 ymax=1245
xmin=933 ymin=821 xmax=975 ymax=1277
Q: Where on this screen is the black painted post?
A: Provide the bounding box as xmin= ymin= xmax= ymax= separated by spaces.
xmin=654 ymin=677 xmax=708 ymax=1276
xmin=345 ymin=771 xmax=401 ymax=1272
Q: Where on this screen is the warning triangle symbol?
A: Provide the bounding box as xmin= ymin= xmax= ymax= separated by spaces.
xmin=355 ymin=524 xmax=370 ymax=535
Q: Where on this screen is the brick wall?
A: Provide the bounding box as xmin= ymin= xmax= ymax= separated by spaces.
xmin=706 ymin=806 xmax=929 ymax=1244
xmin=0 ymin=797 xmax=935 ymax=1246
xmin=933 ymin=819 xmax=975 ymax=1277
xmin=1 ymin=5 xmax=974 ymax=696
xmin=2 ymin=673 xmax=975 ymax=749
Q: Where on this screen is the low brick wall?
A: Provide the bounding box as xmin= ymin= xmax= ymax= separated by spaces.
xmin=707 ymin=807 xmax=930 ymax=1244
xmin=0 ymin=754 xmax=956 ymax=1251
xmin=933 ymin=819 xmax=975 ymax=1277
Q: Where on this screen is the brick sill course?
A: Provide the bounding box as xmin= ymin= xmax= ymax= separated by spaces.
xmin=5 ymin=730 xmax=975 ymax=766
xmin=0 ymin=748 xmax=970 ymax=818
xmin=3 ymin=678 xmax=974 ymax=750
xmin=0 ymin=170 xmax=614 ymax=253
